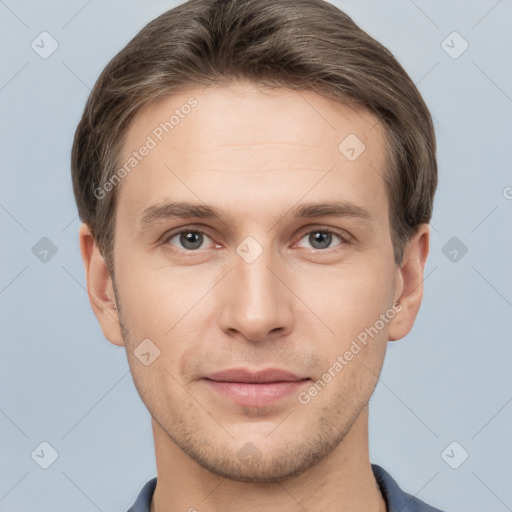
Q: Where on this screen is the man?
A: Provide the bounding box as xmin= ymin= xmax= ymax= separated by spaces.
xmin=71 ymin=0 xmax=446 ymax=510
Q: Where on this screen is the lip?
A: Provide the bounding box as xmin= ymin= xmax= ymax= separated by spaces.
xmin=206 ymin=368 xmax=305 ymax=383
xmin=203 ymin=368 xmax=310 ymax=407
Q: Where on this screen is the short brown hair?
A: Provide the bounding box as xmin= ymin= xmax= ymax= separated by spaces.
xmin=71 ymin=0 xmax=437 ymax=271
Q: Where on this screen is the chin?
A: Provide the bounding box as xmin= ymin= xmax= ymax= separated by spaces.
xmin=179 ymin=434 xmax=343 ymax=484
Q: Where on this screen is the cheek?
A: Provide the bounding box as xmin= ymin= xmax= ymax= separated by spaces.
xmin=115 ymin=258 xmax=214 ymax=338
xmin=289 ymin=261 xmax=393 ymax=398
xmin=292 ymin=261 xmax=395 ymax=341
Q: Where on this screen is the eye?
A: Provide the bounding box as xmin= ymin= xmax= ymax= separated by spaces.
xmin=165 ymin=230 xmax=216 ymax=251
xmin=295 ymin=229 xmax=346 ymax=250
xmin=162 ymin=227 xmax=348 ymax=253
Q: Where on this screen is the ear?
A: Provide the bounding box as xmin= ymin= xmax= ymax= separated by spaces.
xmin=387 ymin=224 xmax=430 ymax=342
xmin=79 ymin=223 xmax=124 ymax=347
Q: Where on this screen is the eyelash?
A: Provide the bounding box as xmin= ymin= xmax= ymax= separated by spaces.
xmin=161 ymin=226 xmax=350 ymax=253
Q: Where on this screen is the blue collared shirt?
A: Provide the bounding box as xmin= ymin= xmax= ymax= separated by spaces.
xmin=127 ymin=464 xmax=447 ymax=511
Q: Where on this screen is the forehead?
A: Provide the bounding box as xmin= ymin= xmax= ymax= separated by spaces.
xmin=116 ymin=82 xmax=389 ymax=226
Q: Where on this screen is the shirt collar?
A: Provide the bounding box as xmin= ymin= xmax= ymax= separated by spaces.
xmin=127 ymin=464 xmax=445 ymax=512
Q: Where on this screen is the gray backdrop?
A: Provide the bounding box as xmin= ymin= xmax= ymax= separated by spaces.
xmin=1 ymin=1 xmax=511 ymax=511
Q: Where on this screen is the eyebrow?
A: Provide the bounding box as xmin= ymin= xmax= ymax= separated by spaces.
xmin=139 ymin=200 xmax=372 ymax=228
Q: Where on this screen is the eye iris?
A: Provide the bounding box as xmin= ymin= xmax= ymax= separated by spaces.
xmin=309 ymin=231 xmax=332 ymax=249
xmin=180 ymin=231 xmax=203 ymax=250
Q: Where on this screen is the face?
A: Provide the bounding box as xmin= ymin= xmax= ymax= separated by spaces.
xmin=84 ymin=82 xmax=425 ymax=483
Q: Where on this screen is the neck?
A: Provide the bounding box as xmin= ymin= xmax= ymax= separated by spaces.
xmin=150 ymin=406 xmax=385 ymax=512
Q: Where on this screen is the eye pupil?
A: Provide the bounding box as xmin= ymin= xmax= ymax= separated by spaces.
xmin=309 ymin=231 xmax=332 ymax=249
xmin=180 ymin=231 xmax=203 ymax=250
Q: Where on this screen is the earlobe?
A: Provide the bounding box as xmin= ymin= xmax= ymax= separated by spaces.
xmin=78 ymin=223 xmax=125 ymax=347
xmin=387 ymin=224 xmax=430 ymax=342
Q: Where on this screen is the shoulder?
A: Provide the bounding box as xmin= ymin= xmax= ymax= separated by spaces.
xmin=126 ymin=476 xmax=157 ymax=512
xmin=372 ymin=464 xmax=449 ymax=512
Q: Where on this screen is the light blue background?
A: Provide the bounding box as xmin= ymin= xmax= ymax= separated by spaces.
xmin=1 ymin=1 xmax=511 ymax=511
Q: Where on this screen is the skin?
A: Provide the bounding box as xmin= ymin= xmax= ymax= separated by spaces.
xmin=79 ymin=81 xmax=429 ymax=512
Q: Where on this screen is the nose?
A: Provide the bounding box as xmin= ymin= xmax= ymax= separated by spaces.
xmin=217 ymin=242 xmax=294 ymax=344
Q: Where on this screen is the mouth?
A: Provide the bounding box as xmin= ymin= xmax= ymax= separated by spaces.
xmin=203 ymin=368 xmax=310 ymax=407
